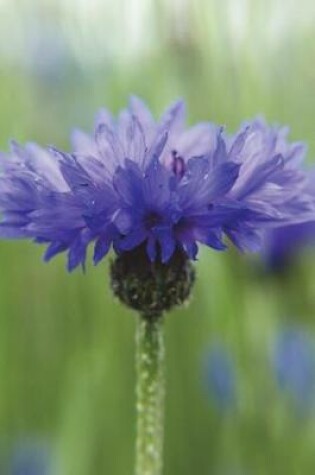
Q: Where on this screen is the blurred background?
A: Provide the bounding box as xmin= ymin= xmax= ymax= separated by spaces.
xmin=0 ymin=0 xmax=315 ymax=473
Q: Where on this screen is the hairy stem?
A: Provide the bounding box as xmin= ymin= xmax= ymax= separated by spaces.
xmin=135 ymin=315 xmax=165 ymax=475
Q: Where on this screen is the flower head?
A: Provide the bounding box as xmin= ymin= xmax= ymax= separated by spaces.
xmin=0 ymin=99 xmax=314 ymax=272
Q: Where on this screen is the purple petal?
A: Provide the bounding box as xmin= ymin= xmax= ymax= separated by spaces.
xmin=159 ymin=100 xmax=186 ymax=135
xmin=182 ymin=240 xmax=199 ymax=259
xmin=146 ymin=236 xmax=157 ymax=261
xmin=129 ymin=96 xmax=155 ymax=132
xmin=44 ymin=241 xmax=68 ymax=261
xmin=231 ymin=154 xmax=284 ymax=200
xmin=95 ymin=123 xmax=124 ymax=174
xmin=94 ymin=234 xmax=112 ymax=264
xmin=176 ymin=123 xmax=217 ymax=159
xmin=118 ymin=110 xmax=147 ymax=166
xmin=67 ymin=230 xmax=91 ymax=272
xmin=118 ymin=228 xmax=147 ymax=251
xmin=71 ymin=129 xmax=97 ymax=156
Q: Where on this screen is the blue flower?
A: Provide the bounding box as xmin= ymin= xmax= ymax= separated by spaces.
xmin=0 ymin=99 xmax=314 ymax=271
xmin=203 ymin=344 xmax=236 ymax=411
xmin=273 ymin=327 xmax=315 ymax=410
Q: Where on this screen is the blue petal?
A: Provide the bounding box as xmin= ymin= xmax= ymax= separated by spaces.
xmin=0 ymin=222 xmax=29 ymax=238
xmin=206 ymin=162 xmax=240 ymax=200
xmin=212 ymin=127 xmax=227 ymax=167
xmin=95 ymin=123 xmax=124 ymax=174
xmin=147 ymin=130 xmax=169 ymax=165
xmin=44 ymin=241 xmax=68 ymax=261
xmin=178 ymin=160 xmax=240 ymax=211
xmin=118 ymin=228 xmax=147 ymax=251
xmin=226 ymin=224 xmax=263 ymax=252
xmin=182 ymin=241 xmax=199 ymax=259
xmin=228 ymin=125 xmax=250 ymax=160
xmin=113 ymin=162 xmax=143 ymax=205
xmin=94 ymin=234 xmax=112 ymax=265
xmin=196 ymin=229 xmax=227 ymax=251
xmin=235 ymin=154 xmax=284 ymax=200
xmin=118 ymin=110 xmax=147 ymax=165
xmin=129 ymin=96 xmax=155 ymax=131
xmin=159 ymin=100 xmax=185 ymax=133
xmin=146 ymin=236 xmax=157 ymax=261
xmin=155 ymin=229 xmax=176 ymax=263
xmin=67 ymin=231 xmax=90 ymax=272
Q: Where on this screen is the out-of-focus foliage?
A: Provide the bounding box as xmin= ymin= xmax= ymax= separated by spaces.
xmin=0 ymin=0 xmax=314 ymax=474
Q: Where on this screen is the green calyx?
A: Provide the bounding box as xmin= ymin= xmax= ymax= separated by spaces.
xmin=110 ymin=245 xmax=195 ymax=319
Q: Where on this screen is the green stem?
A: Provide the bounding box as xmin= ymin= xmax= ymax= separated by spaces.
xmin=135 ymin=315 xmax=165 ymax=475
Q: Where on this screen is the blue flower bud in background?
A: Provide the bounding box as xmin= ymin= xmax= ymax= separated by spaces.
xmin=263 ymin=221 xmax=315 ymax=271
xmin=203 ymin=343 xmax=236 ymax=411
xmin=272 ymin=326 xmax=315 ymax=411
xmin=9 ymin=440 xmax=51 ymax=475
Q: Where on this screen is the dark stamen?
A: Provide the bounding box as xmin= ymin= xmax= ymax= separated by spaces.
xmin=171 ymin=150 xmax=185 ymax=179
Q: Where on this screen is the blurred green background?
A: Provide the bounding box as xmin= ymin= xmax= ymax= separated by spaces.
xmin=0 ymin=0 xmax=315 ymax=474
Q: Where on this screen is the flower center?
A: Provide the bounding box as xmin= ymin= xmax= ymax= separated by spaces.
xmin=144 ymin=211 xmax=162 ymax=230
